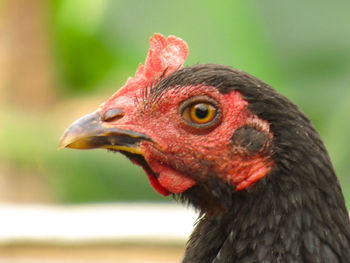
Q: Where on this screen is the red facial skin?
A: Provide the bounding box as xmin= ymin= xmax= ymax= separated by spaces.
xmin=100 ymin=84 xmax=274 ymax=196
xmin=98 ymin=33 xmax=274 ymax=196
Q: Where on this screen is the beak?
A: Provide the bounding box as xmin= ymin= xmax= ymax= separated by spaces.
xmin=58 ymin=111 xmax=151 ymax=154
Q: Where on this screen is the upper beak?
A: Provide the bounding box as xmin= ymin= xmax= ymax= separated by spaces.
xmin=58 ymin=110 xmax=151 ymax=154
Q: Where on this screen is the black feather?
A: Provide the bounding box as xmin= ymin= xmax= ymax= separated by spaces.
xmin=153 ymin=64 xmax=350 ymax=262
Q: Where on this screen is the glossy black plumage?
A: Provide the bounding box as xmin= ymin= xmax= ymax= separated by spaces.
xmin=152 ymin=64 xmax=350 ymax=262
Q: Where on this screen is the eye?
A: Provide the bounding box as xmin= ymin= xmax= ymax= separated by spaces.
xmin=186 ymin=103 xmax=216 ymax=124
xmin=179 ymin=96 xmax=220 ymax=128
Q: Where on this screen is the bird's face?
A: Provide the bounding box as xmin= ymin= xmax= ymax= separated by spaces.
xmin=59 ymin=80 xmax=274 ymax=197
xmin=59 ymin=34 xmax=274 ymax=210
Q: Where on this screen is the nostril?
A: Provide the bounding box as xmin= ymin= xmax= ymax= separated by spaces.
xmin=102 ymin=108 xmax=125 ymax=122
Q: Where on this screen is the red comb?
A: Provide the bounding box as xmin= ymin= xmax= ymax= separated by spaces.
xmin=107 ymin=33 xmax=188 ymax=100
xmin=144 ymin=33 xmax=188 ymax=81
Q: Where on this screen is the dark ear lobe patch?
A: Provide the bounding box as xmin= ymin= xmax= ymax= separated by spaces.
xmin=231 ymin=125 xmax=269 ymax=153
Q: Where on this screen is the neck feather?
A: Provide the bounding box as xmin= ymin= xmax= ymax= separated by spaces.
xmin=182 ymin=167 xmax=350 ymax=263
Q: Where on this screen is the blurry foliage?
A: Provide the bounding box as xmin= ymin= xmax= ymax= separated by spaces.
xmin=0 ymin=0 xmax=349 ymax=204
xmin=49 ymin=0 xmax=114 ymax=93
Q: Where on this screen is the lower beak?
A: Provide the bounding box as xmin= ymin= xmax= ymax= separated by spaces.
xmin=58 ymin=111 xmax=150 ymax=154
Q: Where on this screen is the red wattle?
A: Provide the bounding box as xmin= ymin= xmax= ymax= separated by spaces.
xmin=158 ymin=170 xmax=196 ymax=194
xmin=130 ymin=156 xmax=171 ymax=196
xmin=147 ymin=174 xmax=171 ymax=196
xmin=148 ymin=161 xmax=196 ymax=194
xmin=139 ymin=164 xmax=170 ymax=196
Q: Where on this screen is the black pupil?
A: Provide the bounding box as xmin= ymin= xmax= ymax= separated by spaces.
xmin=195 ymin=104 xmax=209 ymax=119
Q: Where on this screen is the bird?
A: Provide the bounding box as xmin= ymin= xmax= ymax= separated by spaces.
xmin=59 ymin=33 xmax=350 ymax=262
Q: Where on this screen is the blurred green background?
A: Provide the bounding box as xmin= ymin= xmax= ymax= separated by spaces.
xmin=0 ymin=0 xmax=349 ymax=205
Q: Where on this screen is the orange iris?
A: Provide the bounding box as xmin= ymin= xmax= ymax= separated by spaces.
xmin=188 ymin=103 xmax=216 ymax=124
